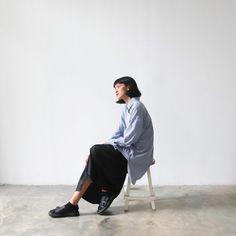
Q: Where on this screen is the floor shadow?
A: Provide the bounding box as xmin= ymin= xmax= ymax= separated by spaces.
xmin=123 ymin=190 xmax=236 ymax=212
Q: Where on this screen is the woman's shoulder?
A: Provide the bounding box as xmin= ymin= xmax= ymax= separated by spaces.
xmin=129 ymin=98 xmax=146 ymax=114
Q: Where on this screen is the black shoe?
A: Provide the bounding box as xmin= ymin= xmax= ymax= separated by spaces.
xmin=97 ymin=192 xmax=117 ymax=215
xmin=48 ymin=203 xmax=79 ymax=218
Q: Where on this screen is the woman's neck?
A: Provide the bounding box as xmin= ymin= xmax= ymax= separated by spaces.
xmin=123 ymin=96 xmax=131 ymax=104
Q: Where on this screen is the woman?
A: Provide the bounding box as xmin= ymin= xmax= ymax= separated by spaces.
xmin=48 ymin=76 xmax=154 ymax=217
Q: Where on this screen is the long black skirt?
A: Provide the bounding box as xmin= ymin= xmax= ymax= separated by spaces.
xmin=75 ymin=144 xmax=128 ymax=204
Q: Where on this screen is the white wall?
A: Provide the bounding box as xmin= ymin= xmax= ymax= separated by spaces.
xmin=0 ymin=0 xmax=235 ymax=185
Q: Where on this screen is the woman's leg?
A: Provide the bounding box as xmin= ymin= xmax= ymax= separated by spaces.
xmin=70 ymin=177 xmax=92 ymax=205
xmin=48 ymin=176 xmax=93 ymax=218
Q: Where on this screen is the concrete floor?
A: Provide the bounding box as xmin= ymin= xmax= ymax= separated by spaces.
xmin=0 ymin=185 xmax=236 ymax=236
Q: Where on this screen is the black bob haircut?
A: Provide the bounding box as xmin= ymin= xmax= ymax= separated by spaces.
xmin=113 ymin=76 xmax=142 ymax=104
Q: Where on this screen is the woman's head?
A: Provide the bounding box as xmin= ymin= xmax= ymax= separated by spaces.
xmin=113 ymin=76 xmax=142 ymax=104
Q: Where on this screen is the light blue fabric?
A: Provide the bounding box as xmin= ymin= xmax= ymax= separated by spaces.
xmin=108 ymin=97 xmax=154 ymax=184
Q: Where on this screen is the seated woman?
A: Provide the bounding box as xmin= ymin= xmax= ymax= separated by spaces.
xmin=48 ymin=76 xmax=154 ymax=217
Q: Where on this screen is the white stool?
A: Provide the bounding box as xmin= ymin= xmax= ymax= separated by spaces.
xmin=124 ymin=160 xmax=157 ymax=211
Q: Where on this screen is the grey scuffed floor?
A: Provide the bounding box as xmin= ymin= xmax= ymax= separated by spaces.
xmin=0 ymin=185 xmax=236 ymax=236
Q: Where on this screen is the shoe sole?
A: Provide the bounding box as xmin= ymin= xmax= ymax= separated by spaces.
xmin=48 ymin=211 xmax=80 ymax=218
xmin=97 ymin=195 xmax=116 ymax=215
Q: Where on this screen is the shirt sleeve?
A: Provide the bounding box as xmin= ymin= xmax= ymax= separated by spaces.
xmin=110 ymin=106 xmax=144 ymax=147
xmin=109 ymin=118 xmax=124 ymax=140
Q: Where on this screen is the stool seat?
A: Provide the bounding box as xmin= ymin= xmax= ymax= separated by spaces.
xmin=123 ymin=159 xmax=158 ymax=211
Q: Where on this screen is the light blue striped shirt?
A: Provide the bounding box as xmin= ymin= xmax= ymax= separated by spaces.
xmin=108 ymin=97 xmax=154 ymax=184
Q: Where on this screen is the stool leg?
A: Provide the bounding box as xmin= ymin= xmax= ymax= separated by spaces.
xmin=124 ymin=177 xmax=131 ymax=211
xmin=147 ymin=168 xmax=156 ymax=210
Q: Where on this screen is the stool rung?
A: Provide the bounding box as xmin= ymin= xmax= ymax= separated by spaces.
xmin=123 ymin=162 xmax=157 ymax=211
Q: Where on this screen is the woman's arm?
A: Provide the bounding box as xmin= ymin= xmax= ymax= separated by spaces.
xmin=109 ymin=106 xmax=144 ymax=147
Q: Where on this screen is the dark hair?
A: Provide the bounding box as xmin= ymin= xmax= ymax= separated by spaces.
xmin=113 ymin=76 xmax=142 ymax=104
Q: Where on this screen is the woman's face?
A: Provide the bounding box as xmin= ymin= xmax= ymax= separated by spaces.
xmin=114 ymin=83 xmax=130 ymax=100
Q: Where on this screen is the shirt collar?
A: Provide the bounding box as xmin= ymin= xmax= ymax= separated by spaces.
xmin=125 ymin=97 xmax=140 ymax=111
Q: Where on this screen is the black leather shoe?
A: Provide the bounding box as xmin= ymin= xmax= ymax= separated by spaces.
xmin=97 ymin=192 xmax=117 ymax=215
xmin=48 ymin=204 xmax=79 ymax=218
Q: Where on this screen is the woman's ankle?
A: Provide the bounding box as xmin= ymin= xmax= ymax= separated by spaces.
xmin=101 ymin=189 xmax=108 ymax=192
xmin=69 ymin=200 xmax=78 ymax=206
